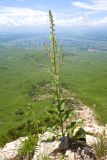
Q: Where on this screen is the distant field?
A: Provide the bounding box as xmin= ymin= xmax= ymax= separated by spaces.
xmin=0 ymin=41 xmax=107 ymax=134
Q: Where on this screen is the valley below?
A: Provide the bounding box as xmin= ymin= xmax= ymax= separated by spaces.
xmin=0 ymin=32 xmax=107 ymax=136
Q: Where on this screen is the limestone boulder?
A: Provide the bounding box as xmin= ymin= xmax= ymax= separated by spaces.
xmin=0 ymin=137 xmax=26 ymax=160
xmin=86 ymin=135 xmax=98 ymax=146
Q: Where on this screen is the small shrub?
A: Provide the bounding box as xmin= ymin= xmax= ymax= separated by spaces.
xmin=66 ymin=121 xmax=86 ymax=141
xmin=19 ymin=135 xmax=38 ymax=160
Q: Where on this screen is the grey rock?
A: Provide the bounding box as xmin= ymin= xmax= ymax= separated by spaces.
xmin=86 ymin=135 xmax=98 ymax=146
xmin=0 ymin=137 xmax=26 ymax=160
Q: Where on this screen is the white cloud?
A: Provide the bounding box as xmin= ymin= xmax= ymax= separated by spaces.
xmin=72 ymin=0 xmax=107 ymax=11
xmin=90 ymin=16 xmax=107 ymax=25
xmin=55 ymin=15 xmax=86 ymax=26
xmin=0 ymin=6 xmax=107 ymax=28
xmin=0 ymin=7 xmax=49 ymax=26
xmin=56 ymin=15 xmax=107 ymax=27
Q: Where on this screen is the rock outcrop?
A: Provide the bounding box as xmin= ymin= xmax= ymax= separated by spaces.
xmin=0 ymin=137 xmax=26 ymax=160
xmin=0 ymin=103 xmax=107 ymax=160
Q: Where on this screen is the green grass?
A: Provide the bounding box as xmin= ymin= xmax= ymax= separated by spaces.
xmin=62 ymin=51 xmax=107 ymax=124
xmin=0 ymin=47 xmax=107 ymax=135
xmin=0 ymin=48 xmax=50 ymax=134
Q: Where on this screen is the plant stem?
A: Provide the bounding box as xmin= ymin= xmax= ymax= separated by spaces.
xmin=49 ymin=10 xmax=64 ymax=137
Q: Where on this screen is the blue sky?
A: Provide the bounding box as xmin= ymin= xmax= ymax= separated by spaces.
xmin=0 ymin=0 xmax=107 ymax=31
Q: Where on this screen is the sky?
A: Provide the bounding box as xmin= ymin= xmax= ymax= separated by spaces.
xmin=0 ymin=0 xmax=107 ymax=32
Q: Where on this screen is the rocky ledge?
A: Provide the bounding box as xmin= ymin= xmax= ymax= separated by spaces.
xmin=0 ymin=105 xmax=107 ymax=160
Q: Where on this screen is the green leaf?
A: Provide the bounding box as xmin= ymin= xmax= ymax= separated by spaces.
xmin=73 ymin=127 xmax=86 ymax=141
xmin=47 ymin=108 xmax=58 ymax=115
xmin=66 ymin=121 xmax=76 ymax=130
xmin=60 ymin=101 xmax=65 ymax=110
